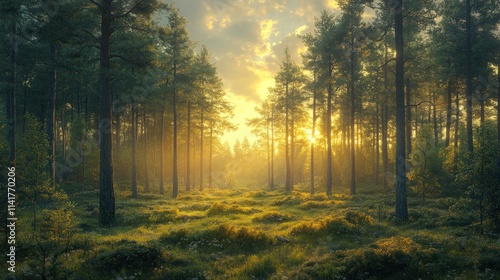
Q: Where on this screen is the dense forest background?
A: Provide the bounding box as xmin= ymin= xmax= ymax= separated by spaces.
xmin=1 ymin=0 xmax=500 ymax=279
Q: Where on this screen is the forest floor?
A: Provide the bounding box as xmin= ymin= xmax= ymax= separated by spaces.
xmin=10 ymin=182 xmax=500 ymax=280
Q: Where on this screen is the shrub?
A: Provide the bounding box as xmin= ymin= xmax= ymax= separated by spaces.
xmin=89 ymin=242 xmax=166 ymax=275
xmin=160 ymin=225 xmax=274 ymax=252
xmin=239 ymin=255 xmax=276 ymax=279
xmin=206 ymin=202 xmax=260 ymax=216
xmin=253 ymin=212 xmax=294 ymax=223
xmin=298 ymin=201 xmax=333 ymax=210
xmin=344 ymin=210 xmax=373 ymax=225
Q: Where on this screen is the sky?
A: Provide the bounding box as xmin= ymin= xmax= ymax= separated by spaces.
xmin=162 ymin=0 xmax=345 ymax=147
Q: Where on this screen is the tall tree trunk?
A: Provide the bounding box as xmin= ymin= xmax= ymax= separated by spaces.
xmin=98 ymin=0 xmax=115 ymax=226
xmin=479 ymin=92 xmax=485 ymax=124
xmin=46 ymin=43 xmax=57 ymax=186
xmin=465 ymin=0 xmax=473 ymax=153
xmin=382 ymin=43 xmax=389 ymax=189
xmin=172 ymin=63 xmax=179 ymax=198
xmin=200 ymin=110 xmax=204 ymax=191
xmin=311 ymin=77 xmax=317 ymax=195
xmin=433 ymin=90 xmax=439 ymax=145
xmin=375 ymin=97 xmax=380 ymax=185
xmin=350 ymin=50 xmax=356 ymax=195
xmin=61 ymin=93 xmax=66 ymax=166
xmin=271 ymin=108 xmax=275 ymax=188
xmin=209 ymin=122 xmax=213 ymax=188
xmin=115 ymin=113 xmax=121 ymax=153
xmin=405 ymin=78 xmax=412 ymax=158
xmin=326 ymin=67 xmax=333 ymax=196
xmin=131 ymin=101 xmax=138 ymax=198
xmin=291 ymin=111 xmax=295 ymax=190
xmin=159 ymin=110 xmax=165 ymax=194
xmin=267 ymin=113 xmax=271 ymax=189
xmin=394 ymin=0 xmax=408 ymax=221
xmin=445 ymin=80 xmax=453 ymax=147
xmin=285 ymin=84 xmax=291 ymax=192
xmin=454 ymin=90 xmax=460 ymax=149
xmin=143 ymin=106 xmax=149 ymax=192
xmin=186 ymin=100 xmax=191 ymax=192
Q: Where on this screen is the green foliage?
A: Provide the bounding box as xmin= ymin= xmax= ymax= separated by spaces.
xmin=291 ymin=210 xmax=372 ymax=238
xmin=160 ymin=224 xmax=275 ymax=253
xmin=408 ymin=125 xmax=446 ymax=200
xmin=205 ymin=202 xmax=261 ymax=216
xmin=238 ymin=255 xmax=277 ymax=279
xmin=466 ymin=122 xmax=500 ymax=233
xmin=17 ymin=114 xmax=53 ymax=204
xmin=253 ymin=211 xmax=294 ymax=223
xmin=89 ymin=242 xmax=166 ymax=276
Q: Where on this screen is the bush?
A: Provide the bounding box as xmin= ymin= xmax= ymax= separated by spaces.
xmin=239 ymin=255 xmax=276 ymax=279
xmin=89 ymin=242 xmax=166 ymax=275
xmin=298 ymin=201 xmax=333 ymax=210
xmin=344 ymin=210 xmax=373 ymax=225
xmin=160 ymin=225 xmax=274 ymax=252
xmin=253 ymin=212 xmax=294 ymax=223
xmin=206 ymin=202 xmax=261 ymax=216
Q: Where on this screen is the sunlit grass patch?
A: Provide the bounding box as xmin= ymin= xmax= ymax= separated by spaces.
xmin=206 ymin=201 xmax=261 ymax=216
xmin=237 ymin=255 xmax=277 ymax=279
xmin=298 ymin=200 xmax=334 ymax=209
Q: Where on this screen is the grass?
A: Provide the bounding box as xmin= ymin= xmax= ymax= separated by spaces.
xmin=7 ymin=183 xmax=500 ymax=280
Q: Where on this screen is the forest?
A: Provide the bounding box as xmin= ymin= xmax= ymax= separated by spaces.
xmin=1 ymin=0 xmax=500 ymax=279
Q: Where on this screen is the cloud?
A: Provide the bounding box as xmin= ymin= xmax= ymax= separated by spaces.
xmin=162 ymin=0 xmax=347 ymax=144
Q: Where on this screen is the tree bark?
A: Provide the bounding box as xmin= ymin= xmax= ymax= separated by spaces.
xmin=285 ymin=83 xmax=291 ymax=192
xmin=311 ymin=76 xmax=317 ymax=195
xmin=375 ymin=97 xmax=380 ymax=185
xmin=350 ymin=49 xmax=356 ymax=196
xmin=405 ymin=78 xmax=412 ymax=158
xmin=200 ymin=109 xmax=204 ymax=191
xmin=98 ymin=0 xmax=115 ymax=226
xmin=445 ymin=80 xmax=453 ymax=147
xmin=209 ymin=122 xmax=213 ymax=188
xmin=186 ymin=100 xmax=191 ymax=192
xmin=382 ymin=43 xmax=389 ymax=189
xmin=172 ymin=62 xmax=179 ymax=198
xmin=326 ymin=66 xmax=333 ymax=196
xmin=143 ymin=106 xmax=149 ymax=192
xmin=46 ymin=43 xmax=57 ymax=186
xmin=465 ymin=0 xmax=473 ymax=153
xmin=131 ymin=100 xmax=138 ymax=198
xmin=394 ymin=0 xmax=408 ymax=221
xmin=159 ymin=110 xmax=165 ymax=194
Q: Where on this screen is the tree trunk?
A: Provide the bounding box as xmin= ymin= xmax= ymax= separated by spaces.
xmin=46 ymin=43 xmax=57 ymax=186
xmin=382 ymin=43 xmax=389 ymax=189
xmin=394 ymin=0 xmax=408 ymax=221
xmin=143 ymin=106 xmax=149 ymax=192
xmin=405 ymin=78 xmax=412 ymax=158
xmin=350 ymin=50 xmax=356 ymax=196
xmin=131 ymin=101 xmax=138 ymax=198
xmin=61 ymin=93 xmax=66 ymax=166
xmin=186 ymin=100 xmax=191 ymax=192
xmin=98 ymin=0 xmax=115 ymax=226
xmin=159 ymin=111 xmax=165 ymax=194
xmin=271 ymin=108 xmax=275 ymax=189
xmin=326 ymin=67 xmax=333 ymax=196
xmin=285 ymin=84 xmax=291 ymax=192
xmin=200 ymin=110 xmax=204 ymax=191
xmin=465 ymin=0 xmax=473 ymax=153
xmin=267 ymin=113 xmax=271 ymax=189
xmin=311 ymin=77 xmax=317 ymax=195
xmin=445 ymin=80 xmax=453 ymax=147
xmin=454 ymin=90 xmax=460 ymax=149
xmin=375 ymin=98 xmax=380 ymax=185
xmin=172 ymin=63 xmax=179 ymax=198
xmin=433 ymin=90 xmax=439 ymax=145
xmin=209 ymin=123 xmax=213 ymax=188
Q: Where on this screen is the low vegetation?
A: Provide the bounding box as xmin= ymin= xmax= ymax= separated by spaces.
xmin=5 ymin=182 xmax=500 ymax=280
